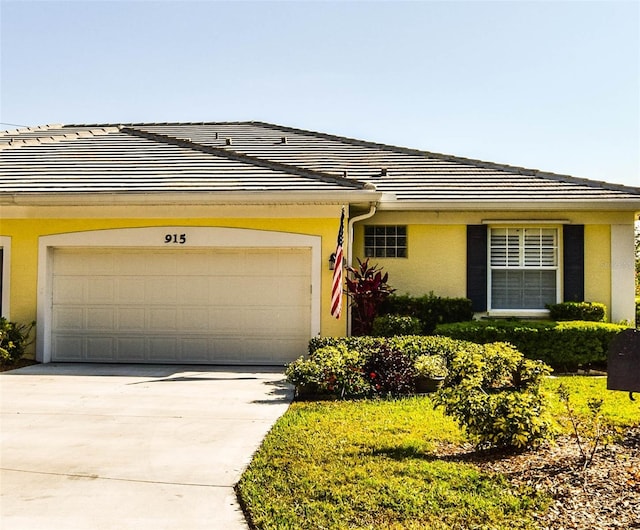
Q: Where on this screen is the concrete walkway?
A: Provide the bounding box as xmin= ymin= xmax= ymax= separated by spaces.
xmin=0 ymin=363 xmax=293 ymax=530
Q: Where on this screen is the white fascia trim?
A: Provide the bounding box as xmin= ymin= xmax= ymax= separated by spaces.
xmin=2 ymin=190 xmax=382 ymax=206
xmin=376 ymin=200 xmax=640 ymax=212
xmin=0 ymin=236 xmax=10 ymax=318
xmin=36 ymin=226 xmax=322 ymax=363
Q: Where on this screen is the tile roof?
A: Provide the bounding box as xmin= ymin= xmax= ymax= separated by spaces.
xmin=1 ymin=121 xmax=639 ymax=209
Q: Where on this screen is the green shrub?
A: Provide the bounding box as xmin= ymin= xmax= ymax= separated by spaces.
xmin=433 ymin=342 xmax=554 ymax=450
xmin=435 ymin=320 xmax=628 ymax=371
xmin=371 ymin=314 xmax=422 ymax=337
xmin=309 ymin=335 xmax=472 ymax=363
xmin=0 ymin=318 xmax=35 ymax=366
xmin=379 ymin=293 xmax=473 ymax=334
xmin=285 ymin=345 xmax=369 ymax=399
xmin=546 ymin=301 xmax=606 ymax=322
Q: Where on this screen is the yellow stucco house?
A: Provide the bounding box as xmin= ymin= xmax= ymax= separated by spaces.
xmin=1 ymin=122 xmax=638 ymax=365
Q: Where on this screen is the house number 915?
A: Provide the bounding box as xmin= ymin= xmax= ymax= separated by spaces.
xmin=165 ymin=234 xmax=187 ymax=244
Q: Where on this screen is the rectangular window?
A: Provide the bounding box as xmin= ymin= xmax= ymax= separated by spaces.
xmin=489 ymin=227 xmax=558 ymax=310
xmin=364 ymin=225 xmax=407 ymax=258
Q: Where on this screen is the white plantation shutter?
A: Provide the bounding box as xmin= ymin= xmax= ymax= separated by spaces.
xmin=490 ymin=228 xmax=558 ymax=310
xmin=524 ymin=228 xmax=557 ymax=267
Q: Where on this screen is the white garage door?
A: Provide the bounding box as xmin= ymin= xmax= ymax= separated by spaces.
xmin=51 ymin=247 xmax=312 ymax=364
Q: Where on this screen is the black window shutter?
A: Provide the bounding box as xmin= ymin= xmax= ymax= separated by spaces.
xmin=563 ymin=225 xmax=584 ymax=302
xmin=467 ymin=225 xmax=488 ymax=312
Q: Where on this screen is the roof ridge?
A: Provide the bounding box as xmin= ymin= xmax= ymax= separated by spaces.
xmin=120 ymin=126 xmax=373 ymax=191
xmin=0 ymin=123 xmax=64 ymax=137
xmin=0 ymin=126 xmax=119 ymax=151
xmin=249 ymin=121 xmax=640 ymax=194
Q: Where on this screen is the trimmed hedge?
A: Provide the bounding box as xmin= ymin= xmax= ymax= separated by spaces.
xmin=309 ymin=335 xmax=472 ymax=362
xmin=546 ymin=301 xmax=606 ymax=322
xmin=435 ymin=320 xmax=628 ymax=371
xmin=379 ymin=294 xmax=473 ymax=334
xmin=371 ymin=314 xmax=422 ymax=337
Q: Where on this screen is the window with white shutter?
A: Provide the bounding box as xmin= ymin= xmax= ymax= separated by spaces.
xmin=489 ymin=227 xmax=558 ymax=310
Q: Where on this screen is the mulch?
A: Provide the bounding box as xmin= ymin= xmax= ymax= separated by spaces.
xmin=0 ymin=358 xmax=39 ymax=372
xmin=437 ymin=427 xmax=640 ymax=529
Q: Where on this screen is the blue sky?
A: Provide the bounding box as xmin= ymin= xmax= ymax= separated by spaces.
xmin=1 ymin=0 xmax=638 ymax=187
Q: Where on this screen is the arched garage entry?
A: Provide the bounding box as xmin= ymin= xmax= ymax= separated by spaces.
xmin=37 ymin=227 xmax=321 ymax=364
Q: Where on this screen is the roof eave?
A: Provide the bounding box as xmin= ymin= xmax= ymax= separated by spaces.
xmin=377 ymin=199 xmax=640 ymax=212
xmin=0 ymin=190 xmax=382 ymax=206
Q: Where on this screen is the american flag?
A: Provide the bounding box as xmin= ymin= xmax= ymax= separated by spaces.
xmin=330 ymin=208 xmax=345 ymax=319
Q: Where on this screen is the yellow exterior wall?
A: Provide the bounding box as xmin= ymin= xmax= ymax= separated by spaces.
xmin=351 ymin=223 xmax=467 ymax=297
xmin=0 ymin=206 xmax=349 ymax=339
xmin=0 ymin=204 xmax=635 ymax=344
xmin=351 ymin=209 xmax=636 ymax=322
xmin=584 ymin=224 xmax=612 ymax=314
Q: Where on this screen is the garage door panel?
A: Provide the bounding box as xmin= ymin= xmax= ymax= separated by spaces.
xmin=209 ymin=308 xmax=243 ymax=332
xmin=53 ymin=278 xmax=86 ymax=304
xmin=53 ymin=336 xmax=84 ymax=361
xmin=53 ymin=307 xmax=84 ymax=330
xmin=208 ymin=251 xmax=241 ymax=274
xmin=272 ymin=309 xmax=311 ymax=331
xmin=176 ymin=277 xmax=210 ymax=304
xmin=180 ymin=308 xmax=210 ymax=330
xmin=116 ymin=254 xmax=148 ymax=275
xmin=148 ymin=308 xmax=177 ymax=331
xmin=118 ymin=307 xmax=146 ymax=330
xmin=86 ymin=253 xmax=116 ymax=274
xmin=51 ymin=248 xmax=311 ymax=364
xmin=116 ymin=337 xmax=146 ymax=361
xmin=179 ymin=253 xmax=211 ymax=275
xmin=179 ymin=338 xmax=209 ymax=362
xmin=285 ymin=251 xmax=312 ymax=270
xmin=245 ymin=251 xmax=277 ymax=274
xmin=86 ymin=308 xmax=115 ymax=330
xmin=146 ymin=253 xmax=177 ymax=275
xmin=87 ymin=279 xmax=115 ymax=303
xmin=149 ymin=338 xmax=178 ymax=361
xmin=86 ymin=337 xmax=116 ymax=361
xmin=118 ymin=279 xmax=146 ymax=304
xmin=146 ymin=278 xmax=176 ymax=304
xmin=213 ymin=281 xmax=244 ymax=306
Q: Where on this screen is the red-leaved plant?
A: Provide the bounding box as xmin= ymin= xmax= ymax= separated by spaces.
xmin=346 ymin=258 xmax=395 ymax=336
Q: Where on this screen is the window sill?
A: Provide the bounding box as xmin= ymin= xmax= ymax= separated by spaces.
xmin=486 ymin=309 xmax=551 ymax=320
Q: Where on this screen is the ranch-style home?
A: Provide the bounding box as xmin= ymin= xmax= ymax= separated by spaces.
xmin=1 ymin=121 xmax=638 ymax=365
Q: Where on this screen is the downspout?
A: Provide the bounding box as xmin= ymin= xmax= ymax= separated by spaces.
xmin=346 ymin=203 xmax=377 ymax=336
xmin=347 ymin=203 xmax=377 ymax=268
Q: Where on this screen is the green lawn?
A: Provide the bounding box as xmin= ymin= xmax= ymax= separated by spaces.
xmin=237 ymin=376 xmax=638 ymax=530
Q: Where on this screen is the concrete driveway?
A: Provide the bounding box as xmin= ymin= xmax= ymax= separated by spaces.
xmin=0 ymin=363 xmax=293 ymax=530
